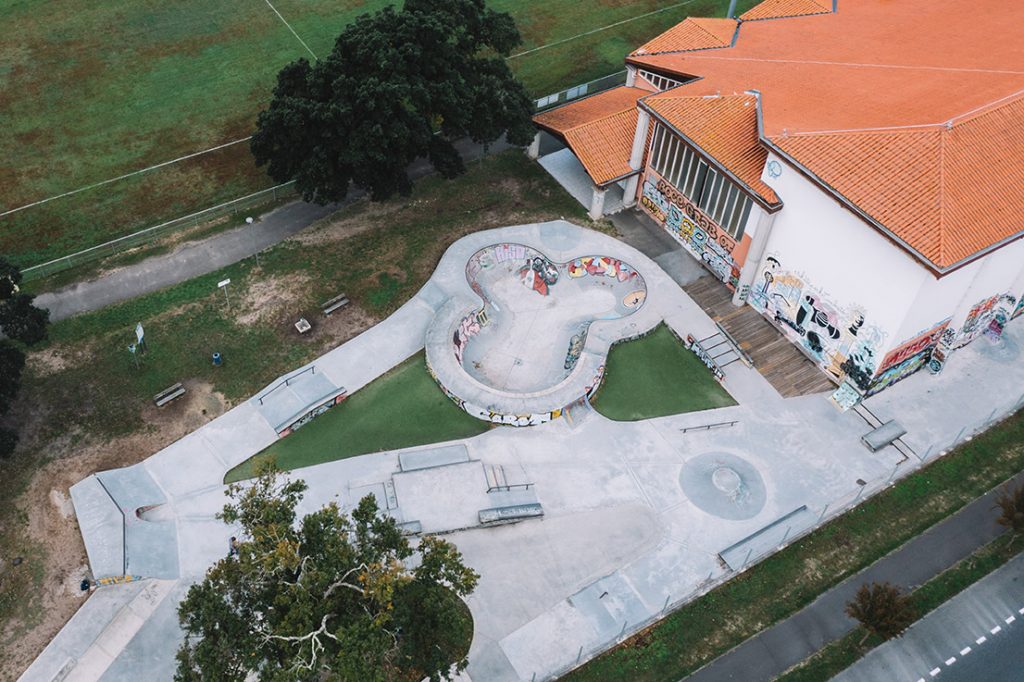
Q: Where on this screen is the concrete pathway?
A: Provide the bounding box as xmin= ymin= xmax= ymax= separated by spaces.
xmin=36 ymin=137 xmax=511 ymax=322
xmin=19 ymin=221 xmax=1024 ymax=682
xmin=683 ymin=470 xmax=1024 ymax=682
xmin=835 ymin=551 xmax=1024 ymax=682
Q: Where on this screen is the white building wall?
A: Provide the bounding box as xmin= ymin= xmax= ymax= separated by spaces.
xmin=747 ymin=152 xmax=929 ymax=389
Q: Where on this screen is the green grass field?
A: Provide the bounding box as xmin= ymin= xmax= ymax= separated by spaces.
xmin=1 ymin=0 xmax=752 ymax=268
xmin=225 ymin=353 xmax=489 ymax=482
xmin=593 ymin=324 xmax=736 ymax=420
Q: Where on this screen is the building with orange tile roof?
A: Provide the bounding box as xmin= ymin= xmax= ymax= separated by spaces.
xmin=529 ymin=0 xmax=1024 ymax=405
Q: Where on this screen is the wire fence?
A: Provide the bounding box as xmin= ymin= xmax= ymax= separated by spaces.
xmin=20 ymin=182 xmax=296 ymax=282
xmin=534 ymin=70 xmax=628 ymax=111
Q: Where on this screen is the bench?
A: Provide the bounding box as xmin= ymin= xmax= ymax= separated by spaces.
xmin=321 ymin=293 xmax=350 ymax=316
xmin=478 ymin=503 xmax=544 ymax=525
xmin=154 ymin=382 xmax=186 ymax=407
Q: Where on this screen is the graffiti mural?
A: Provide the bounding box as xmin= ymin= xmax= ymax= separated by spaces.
xmin=982 ymin=295 xmax=1016 ymax=342
xmin=518 ymin=256 xmax=559 ymax=296
xmin=640 ymin=174 xmax=742 ymax=288
xmin=452 ymin=312 xmax=482 ymax=364
xmin=748 ymin=254 xmax=885 ymax=389
xmin=1013 ymin=295 xmax=1024 ymax=319
xmin=867 ymin=319 xmax=951 ymax=396
xmin=564 ymin=329 xmax=587 ymax=370
xmin=956 ymin=295 xmax=999 ymax=346
xmin=829 ymin=380 xmax=862 ymax=411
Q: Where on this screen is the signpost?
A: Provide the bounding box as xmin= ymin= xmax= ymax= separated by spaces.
xmin=217 ymin=278 xmax=231 ymax=307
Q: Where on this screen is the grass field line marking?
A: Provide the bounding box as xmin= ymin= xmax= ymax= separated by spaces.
xmin=1 ymin=137 xmax=252 ymax=218
xmin=508 ymin=0 xmax=701 ymax=59
xmin=262 ymin=0 xmax=317 ymax=60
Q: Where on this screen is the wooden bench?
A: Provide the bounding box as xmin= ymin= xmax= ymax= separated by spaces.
xmin=154 ymin=382 xmax=186 ymax=407
xmin=321 ymin=293 xmax=350 ymax=316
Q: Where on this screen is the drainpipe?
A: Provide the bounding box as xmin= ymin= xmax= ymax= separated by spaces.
xmin=731 ymin=208 xmax=777 ymax=307
xmin=621 ymin=109 xmax=650 ymax=208
xmin=589 ymin=187 xmax=607 ymax=220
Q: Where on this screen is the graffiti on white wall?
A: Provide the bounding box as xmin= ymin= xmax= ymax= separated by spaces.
xmin=866 ymin=319 xmax=951 ymax=396
xmin=749 ymin=254 xmax=885 ymax=389
xmin=640 ymin=176 xmax=742 ymax=288
xmin=1013 ymin=295 xmax=1024 ymax=320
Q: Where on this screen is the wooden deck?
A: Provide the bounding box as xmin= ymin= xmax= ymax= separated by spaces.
xmin=683 ymin=277 xmax=836 ymax=398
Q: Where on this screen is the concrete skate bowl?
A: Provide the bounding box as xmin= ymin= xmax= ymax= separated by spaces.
xmin=679 ymin=452 xmax=766 ymax=520
xmin=425 ymin=243 xmax=648 ymax=426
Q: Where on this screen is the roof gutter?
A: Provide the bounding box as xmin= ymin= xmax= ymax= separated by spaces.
xmin=638 ymin=94 xmax=783 ymax=213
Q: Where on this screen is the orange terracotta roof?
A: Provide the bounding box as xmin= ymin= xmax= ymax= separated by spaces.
xmin=643 ymin=92 xmax=779 ymax=205
xmin=771 ymin=95 xmax=1024 ymax=268
xmin=623 ymin=0 xmax=1024 ymax=270
xmin=740 ymin=0 xmax=832 ymax=21
xmin=631 ymin=18 xmax=738 ymax=56
xmin=533 ymin=87 xmax=648 ymax=186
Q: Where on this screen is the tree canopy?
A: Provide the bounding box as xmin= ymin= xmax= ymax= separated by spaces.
xmin=0 ymin=256 xmax=48 ymax=458
xmin=175 ymin=467 xmax=478 ymax=681
xmin=251 ymin=0 xmax=536 ymax=203
xmin=845 ymin=581 xmax=916 ymax=642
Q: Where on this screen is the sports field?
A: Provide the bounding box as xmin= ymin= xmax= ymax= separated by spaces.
xmin=1 ymin=0 xmax=750 ymax=268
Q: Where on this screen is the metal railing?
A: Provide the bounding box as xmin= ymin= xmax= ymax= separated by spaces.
xmin=534 ymin=70 xmax=628 ymax=111
xmin=20 ymin=182 xmax=296 ymax=282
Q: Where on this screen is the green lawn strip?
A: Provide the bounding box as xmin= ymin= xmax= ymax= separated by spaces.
xmin=564 ymin=410 xmax=1024 ymax=682
xmin=224 ymin=352 xmax=488 ymax=483
xmin=592 ymin=324 xmax=735 ymax=421
xmin=3 ymin=0 xmax=752 ymax=266
xmin=778 ymin=538 xmax=1024 ymax=682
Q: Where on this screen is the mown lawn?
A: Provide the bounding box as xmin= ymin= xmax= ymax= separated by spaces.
xmin=1 ymin=0 xmax=756 ymax=267
xmin=225 ymin=352 xmax=488 ymax=483
xmin=565 ymin=408 xmax=1024 ymax=682
xmin=593 ymin=324 xmax=736 ymax=420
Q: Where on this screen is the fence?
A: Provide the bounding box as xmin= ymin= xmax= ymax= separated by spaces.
xmin=20 ymin=181 xmax=296 ymax=282
xmin=534 ymin=70 xmax=628 ymax=111
xmin=21 ymin=70 xmax=625 ymax=284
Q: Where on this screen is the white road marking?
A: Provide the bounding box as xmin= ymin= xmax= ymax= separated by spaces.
xmin=945 ymin=657 xmax=956 ymax=665
xmin=991 ymin=625 xmax=1002 ymax=634
xmin=929 ymin=668 xmax=941 ymax=677
xmin=917 ymin=678 xmax=926 ymax=682
xmin=1019 ymin=607 xmax=1024 ymax=615
xmin=1006 ymin=615 xmax=1016 ymax=624
xmin=960 ymin=646 xmax=971 ymax=655
xmin=976 ymin=635 xmax=987 ymax=644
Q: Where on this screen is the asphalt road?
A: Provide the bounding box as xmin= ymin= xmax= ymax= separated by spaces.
xmin=682 ymin=469 xmax=1024 ymax=682
xmin=36 ymin=136 xmax=511 ymax=322
xmin=835 ymin=551 xmax=1024 ymax=682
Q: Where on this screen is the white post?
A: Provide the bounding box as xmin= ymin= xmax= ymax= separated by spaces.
xmin=589 ymin=186 xmax=607 ymax=221
xmin=527 ymin=131 xmax=541 ymax=160
xmin=732 ymin=206 xmax=776 ymax=307
xmin=625 ymin=65 xmax=637 ymax=87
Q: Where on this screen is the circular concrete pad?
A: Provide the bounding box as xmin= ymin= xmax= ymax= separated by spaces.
xmin=679 ymin=452 xmax=766 ymax=520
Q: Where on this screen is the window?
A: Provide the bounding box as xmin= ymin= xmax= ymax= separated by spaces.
xmin=648 ymin=123 xmax=752 ymax=239
xmin=638 ymin=69 xmax=683 ymax=92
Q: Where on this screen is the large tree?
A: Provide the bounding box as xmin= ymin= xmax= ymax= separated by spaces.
xmin=845 ymin=581 xmax=916 ymax=642
xmin=175 ymin=467 xmax=478 ymax=681
xmin=251 ymin=0 xmax=535 ymax=203
xmin=0 ymin=257 xmax=48 ymax=458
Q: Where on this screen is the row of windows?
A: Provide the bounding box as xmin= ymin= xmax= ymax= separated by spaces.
xmin=648 ymin=123 xmax=753 ymax=238
xmin=637 ymin=69 xmax=683 ymax=92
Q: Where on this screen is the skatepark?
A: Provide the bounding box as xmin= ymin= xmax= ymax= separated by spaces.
xmin=20 ymin=221 xmax=1024 ymax=682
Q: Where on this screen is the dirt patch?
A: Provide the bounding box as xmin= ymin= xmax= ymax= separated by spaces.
xmin=235 ymin=271 xmax=313 ymax=327
xmin=290 ymin=198 xmax=397 ymax=247
xmin=0 ymin=381 xmax=228 ymax=680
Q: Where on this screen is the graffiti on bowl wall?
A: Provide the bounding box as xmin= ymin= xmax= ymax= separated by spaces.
xmin=453 ymin=312 xmax=482 ymax=364
xmin=640 ymin=177 xmax=741 ymax=288
xmin=749 ymin=254 xmax=884 ymax=389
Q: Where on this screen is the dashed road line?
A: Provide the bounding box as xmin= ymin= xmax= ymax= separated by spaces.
xmin=929 ymin=667 xmax=941 ymax=677
xmin=944 ymin=656 xmax=956 ymax=665
xmin=1005 ymin=615 xmax=1015 ymax=624
xmin=976 ymin=635 xmax=987 ymax=644
xmin=990 ymin=625 xmax=1002 ymax=634
xmin=959 ymin=646 xmax=971 ymax=655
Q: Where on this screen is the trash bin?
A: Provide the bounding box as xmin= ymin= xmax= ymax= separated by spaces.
xmin=212 ymin=352 xmax=223 ymax=366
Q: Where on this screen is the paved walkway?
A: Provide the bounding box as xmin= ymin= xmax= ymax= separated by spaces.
xmin=20 ymin=221 xmax=1024 ymax=682
xmin=835 ymin=551 xmax=1024 ymax=682
xmin=684 ymin=470 xmax=1024 ymax=682
xmin=36 ymin=137 xmax=511 ymax=322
